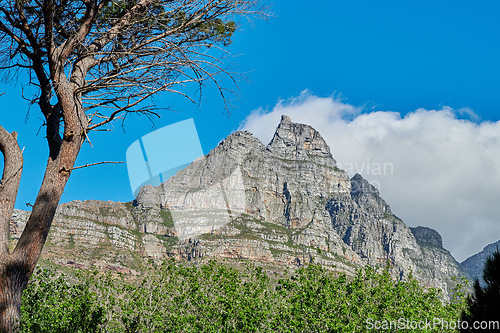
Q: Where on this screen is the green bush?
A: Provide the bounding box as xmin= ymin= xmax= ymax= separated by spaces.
xmin=268 ymin=265 xmax=465 ymax=332
xmin=96 ymin=261 xmax=275 ymax=332
xmin=21 ymin=268 xmax=105 ymax=332
xmin=21 ymin=261 xmax=467 ymax=332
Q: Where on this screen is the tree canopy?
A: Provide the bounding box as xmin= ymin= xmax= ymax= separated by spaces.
xmin=0 ymin=0 xmax=265 ymax=130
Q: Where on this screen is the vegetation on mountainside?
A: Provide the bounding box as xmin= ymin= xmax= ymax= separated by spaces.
xmin=20 ymin=261 xmax=467 ymax=332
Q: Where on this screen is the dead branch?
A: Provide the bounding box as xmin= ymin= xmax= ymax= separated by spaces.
xmin=67 ymin=160 xmax=124 ymax=171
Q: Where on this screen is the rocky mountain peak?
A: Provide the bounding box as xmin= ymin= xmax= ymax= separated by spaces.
xmin=222 ymin=130 xmax=255 ymax=143
xmin=350 ymin=173 xmax=391 ymax=215
xmin=350 ymin=173 xmax=378 ymax=196
xmin=267 ymin=115 xmax=335 ymax=163
xmin=211 ymin=130 xmax=265 ymax=163
xmin=134 ymin=185 xmax=160 ymax=209
xmin=410 ymin=226 xmax=443 ymax=248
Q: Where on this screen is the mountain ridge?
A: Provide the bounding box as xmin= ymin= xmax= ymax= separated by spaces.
xmin=10 ymin=115 xmax=466 ymax=297
xmin=461 ymin=240 xmax=500 ymax=284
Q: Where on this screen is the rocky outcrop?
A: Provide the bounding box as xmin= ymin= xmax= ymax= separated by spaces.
xmin=410 ymin=226 xmax=443 ymax=248
xmin=10 ymin=115 xmax=465 ymax=297
xmin=461 ymin=240 xmax=500 ymax=285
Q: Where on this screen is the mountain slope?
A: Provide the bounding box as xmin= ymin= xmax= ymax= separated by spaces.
xmin=10 ymin=115 xmax=465 ymax=297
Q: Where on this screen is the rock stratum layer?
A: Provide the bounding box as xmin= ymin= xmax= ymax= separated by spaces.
xmin=10 ymin=116 xmax=465 ymax=297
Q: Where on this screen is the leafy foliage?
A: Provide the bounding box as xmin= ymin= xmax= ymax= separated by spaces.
xmin=21 ymin=261 xmax=466 ymax=332
xmin=20 ymin=268 xmax=105 ymax=332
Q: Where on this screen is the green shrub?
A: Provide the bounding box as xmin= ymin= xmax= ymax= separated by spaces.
xmin=21 ymin=261 xmax=466 ymax=332
xmin=21 ymin=268 xmax=105 ymax=332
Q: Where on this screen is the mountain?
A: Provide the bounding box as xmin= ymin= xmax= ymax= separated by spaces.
xmin=461 ymin=240 xmax=500 ymax=284
xmin=10 ymin=115 xmax=465 ymax=297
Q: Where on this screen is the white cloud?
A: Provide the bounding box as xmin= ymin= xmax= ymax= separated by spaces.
xmin=239 ymin=91 xmax=500 ymax=262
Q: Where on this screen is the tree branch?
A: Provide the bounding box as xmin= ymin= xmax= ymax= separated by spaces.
xmin=0 ymin=125 xmax=23 ymax=256
xmin=43 ymin=0 xmax=55 ymax=54
xmin=65 ymin=160 xmax=124 ymax=172
xmin=85 ymin=0 xmax=154 ymax=56
xmin=58 ymin=0 xmax=102 ymax=63
xmin=87 ymin=83 xmax=163 ymax=130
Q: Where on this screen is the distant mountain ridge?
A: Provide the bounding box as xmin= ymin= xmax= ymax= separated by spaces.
xmin=10 ymin=115 xmax=466 ymax=297
xmin=461 ymin=240 xmax=500 ymax=284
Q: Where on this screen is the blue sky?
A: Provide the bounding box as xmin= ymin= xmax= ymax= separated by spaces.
xmin=2 ymin=0 xmax=500 ymax=260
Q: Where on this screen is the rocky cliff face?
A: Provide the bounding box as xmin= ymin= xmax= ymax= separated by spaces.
xmin=10 ymin=115 xmax=465 ymax=297
xmin=461 ymin=240 xmax=500 ymax=285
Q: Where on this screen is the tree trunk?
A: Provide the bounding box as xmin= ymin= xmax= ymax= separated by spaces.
xmin=0 ymin=79 xmax=87 ymax=331
xmin=0 ymin=125 xmax=24 ymax=332
xmin=0 ymin=152 xmax=83 ymax=331
xmin=0 ymin=151 xmax=84 ymax=332
xmin=0 ymin=262 xmax=27 ymax=332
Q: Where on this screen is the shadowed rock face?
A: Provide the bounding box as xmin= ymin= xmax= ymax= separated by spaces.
xmin=461 ymin=240 xmax=500 ymax=285
xmin=410 ymin=226 xmax=443 ymax=248
xmin=10 ymin=116 xmax=465 ymax=297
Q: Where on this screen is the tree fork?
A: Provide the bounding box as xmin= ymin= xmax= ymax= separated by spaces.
xmin=0 ymin=88 xmax=87 ymax=331
xmin=15 ymin=99 xmax=87 ymax=273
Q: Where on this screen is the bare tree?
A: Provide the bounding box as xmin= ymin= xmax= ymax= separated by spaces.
xmin=0 ymin=0 xmax=266 ymax=330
